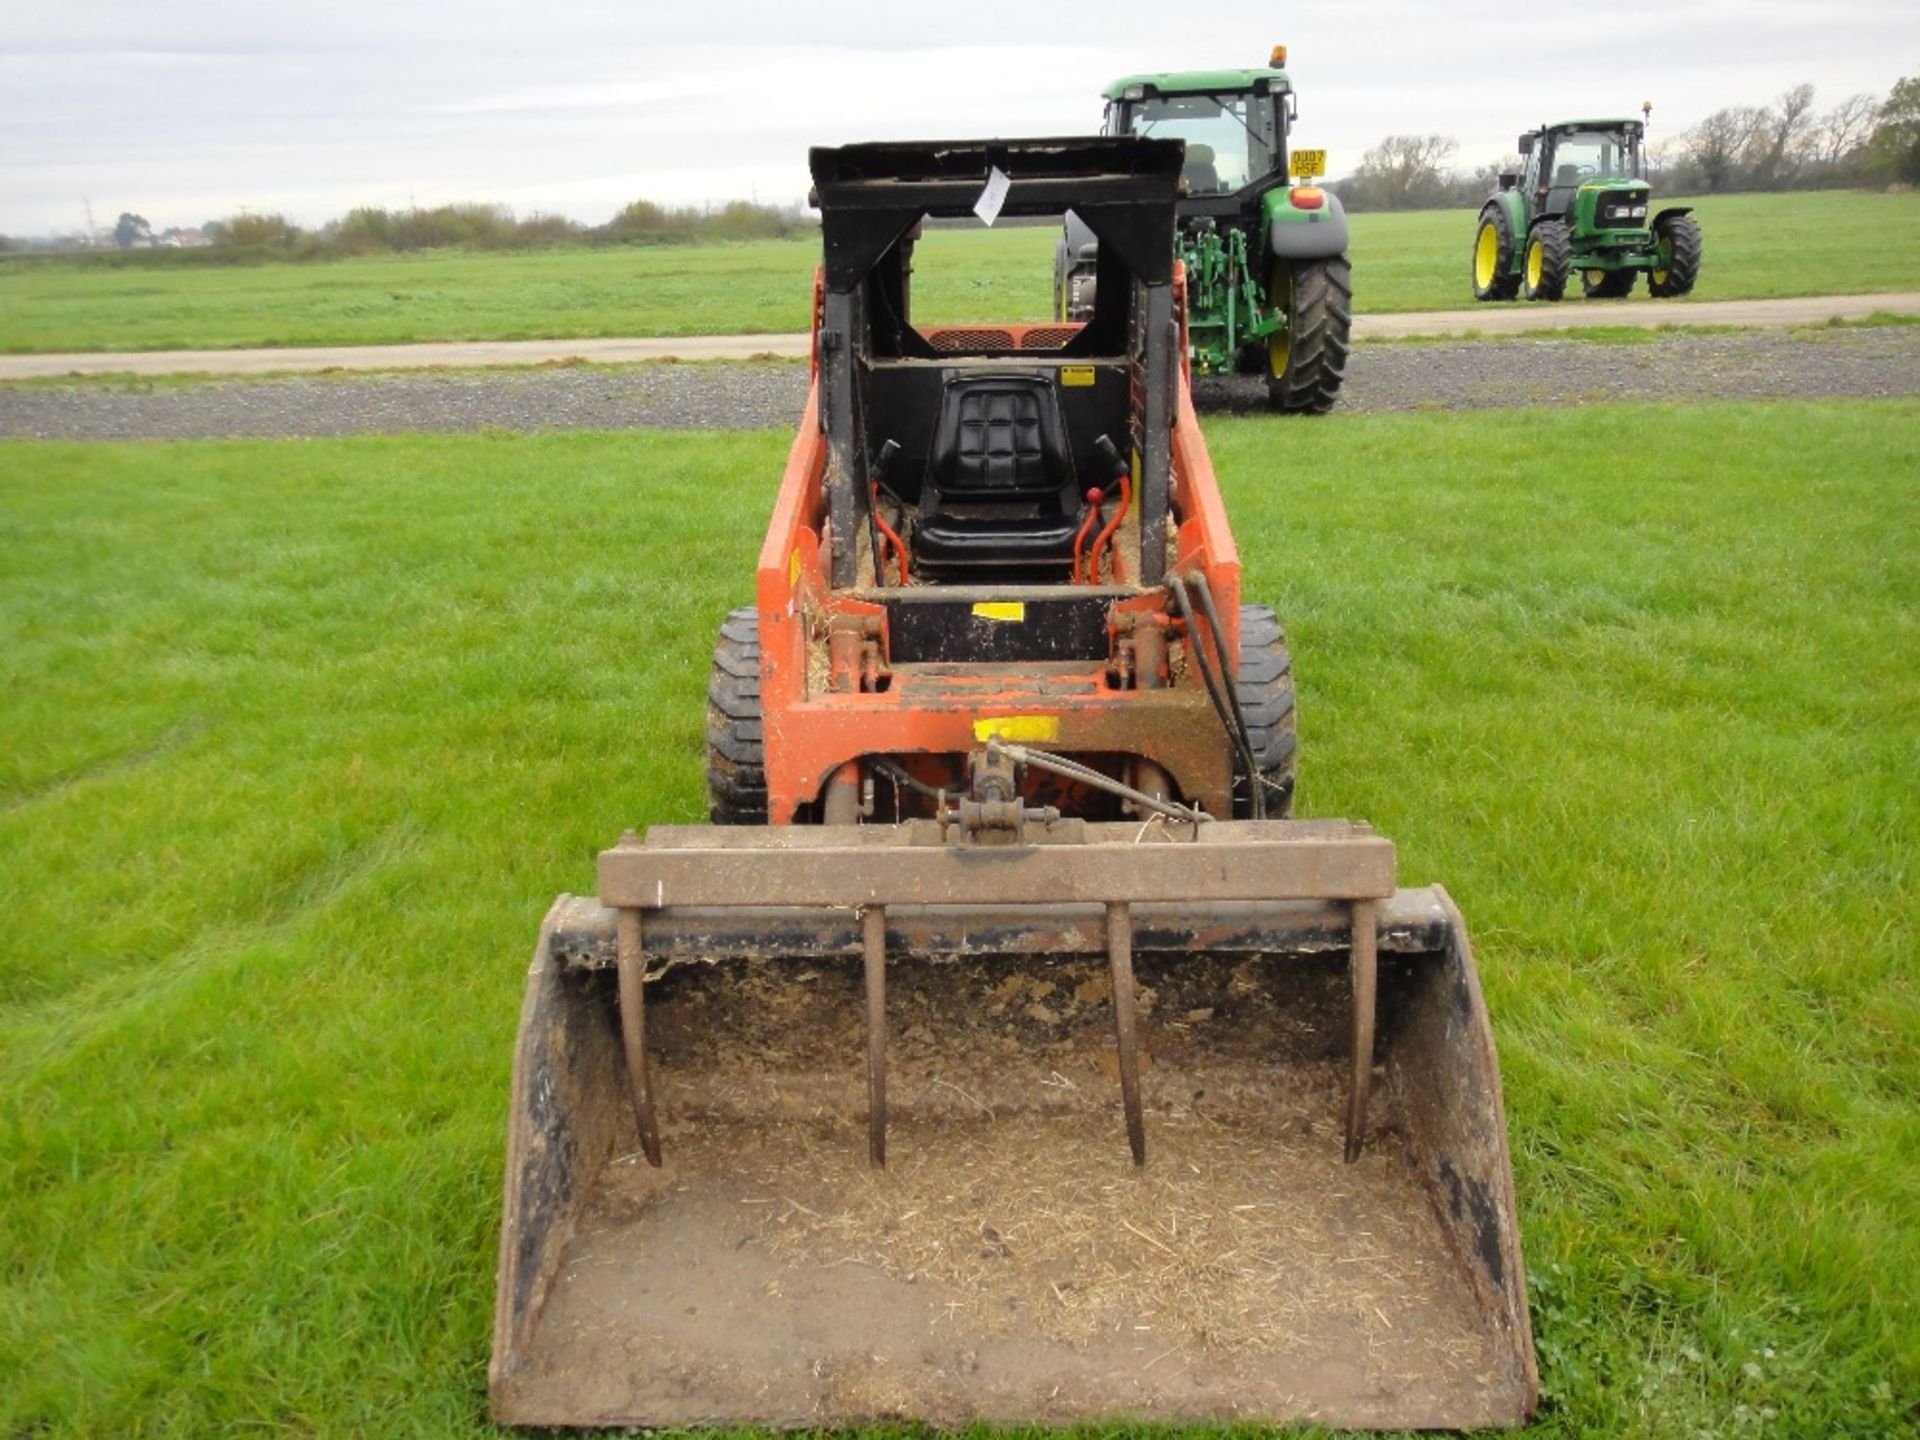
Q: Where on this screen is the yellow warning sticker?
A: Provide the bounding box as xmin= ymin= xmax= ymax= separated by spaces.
xmin=971 ymin=601 xmax=1026 ymax=622
xmin=1060 ymin=365 xmax=1097 ymax=387
xmin=788 ymin=548 xmax=802 ymax=587
xmin=973 ymin=714 xmax=1061 ymax=743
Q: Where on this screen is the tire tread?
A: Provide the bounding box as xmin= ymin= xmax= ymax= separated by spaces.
xmin=1267 ymin=256 xmax=1353 ymax=415
xmin=707 ymin=605 xmax=768 ymax=825
xmin=1231 ymin=603 xmax=1297 ymax=818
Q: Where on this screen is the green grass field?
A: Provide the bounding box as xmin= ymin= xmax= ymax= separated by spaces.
xmin=2 ymin=191 xmax=1916 ymax=353
xmin=2 ymin=400 xmax=1914 ymax=1436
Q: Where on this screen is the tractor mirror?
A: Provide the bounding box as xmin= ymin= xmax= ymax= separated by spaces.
xmin=1498 ymin=171 xmax=1518 ymax=190
xmin=1518 ymin=134 xmax=1534 ymax=155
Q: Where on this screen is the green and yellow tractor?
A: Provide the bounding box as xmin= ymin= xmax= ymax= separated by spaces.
xmin=1056 ymin=45 xmax=1352 ymax=413
xmin=1472 ymin=116 xmax=1701 ymax=302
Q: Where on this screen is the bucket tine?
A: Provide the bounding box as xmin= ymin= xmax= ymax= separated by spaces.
xmin=1105 ymin=901 xmax=1147 ymax=1166
xmin=1344 ymin=898 xmax=1378 ymax=1164
xmin=863 ymin=905 xmax=888 ymax=1168
xmin=615 ymin=908 xmax=664 ymax=1167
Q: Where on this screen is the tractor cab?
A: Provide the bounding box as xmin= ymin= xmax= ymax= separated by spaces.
xmin=1519 ymin=119 xmax=1650 ymax=230
xmin=1101 ymin=67 xmax=1295 ymax=214
xmin=1060 ymin=46 xmax=1354 ymax=412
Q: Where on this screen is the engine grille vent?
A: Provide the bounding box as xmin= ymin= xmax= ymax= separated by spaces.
xmin=1594 ymin=191 xmax=1649 ymax=228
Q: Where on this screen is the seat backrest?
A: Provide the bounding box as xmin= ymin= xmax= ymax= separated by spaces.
xmin=925 ymin=374 xmax=1073 ymax=502
xmin=1183 ymin=143 xmax=1222 ymax=194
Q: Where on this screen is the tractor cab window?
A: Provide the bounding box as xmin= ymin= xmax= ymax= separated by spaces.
xmin=1546 ymin=129 xmax=1643 ymax=187
xmin=1127 ymin=92 xmax=1274 ymax=194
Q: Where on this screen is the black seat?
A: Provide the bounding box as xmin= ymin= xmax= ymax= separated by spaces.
xmin=1544 ymin=164 xmax=1583 ymax=219
xmin=1182 ymin=142 xmax=1222 ymax=194
xmin=915 ymin=374 xmax=1083 ymax=573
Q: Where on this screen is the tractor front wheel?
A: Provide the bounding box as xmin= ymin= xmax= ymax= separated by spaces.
xmin=707 ymin=606 xmax=767 ymax=825
xmin=1231 ymin=604 xmax=1297 ymax=819
xmin=1582 ymin=267 xmax=1636 ymax=299
xmin=1523 ymin=222 xmax=1571 ymax=302
xmin=1265 ymin=255 xmax=1352 ymax=415
xmin=1648 ymin=214 xmax=1703 ymax=297
xmin=1472 ymin=208 xmax=1519 ymax=301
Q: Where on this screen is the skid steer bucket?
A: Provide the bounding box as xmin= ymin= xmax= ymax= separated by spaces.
xmin=490 ymin=819 xmax=1537 ymax=1428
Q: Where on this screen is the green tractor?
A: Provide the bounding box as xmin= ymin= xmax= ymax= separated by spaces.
xmin=1055 ymin=45 xmax=1352 ymax=413
xmin=1472 ymin=116 xmax=1701 ymax=302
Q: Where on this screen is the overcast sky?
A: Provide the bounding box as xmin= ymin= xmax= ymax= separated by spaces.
xmin=1 ymin=2 xmax=1911 ymax=235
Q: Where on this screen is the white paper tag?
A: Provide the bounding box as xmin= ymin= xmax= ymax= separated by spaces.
xmin=973 ymin=165 xmax=1011 ymax=226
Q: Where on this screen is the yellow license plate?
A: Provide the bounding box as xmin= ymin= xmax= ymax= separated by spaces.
xmin=1291 ymin=148 xmax=1326 ymax=179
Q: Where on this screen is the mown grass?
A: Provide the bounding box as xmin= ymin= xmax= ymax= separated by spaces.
xmin=2 ymin=191 xmax=1916 ymax=353
xmin=2 ymin=401 xmax=1916 ymax=1437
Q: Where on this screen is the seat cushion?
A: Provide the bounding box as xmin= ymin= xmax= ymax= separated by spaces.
xmin=914 ymin=513 xmax=1081 ymax=566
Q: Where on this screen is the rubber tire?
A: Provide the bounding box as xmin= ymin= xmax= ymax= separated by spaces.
xmin=1231 ymin=604 xmax=1297 ymax=819
xmin=1581 ymin=267 xmax=1637 ymax=299
xmin=1648 ymin=214 xmax=1702 ymax=298
xmin=1472 ymin=207 xmax=1520 ymax=301
xmin=1266 ymin=255 xmax=1352 ymax=415
xmin=707 ymin=605 xmax=767 ymax=825
xmin=1523 ymin=221 xmax=1571 ymax=302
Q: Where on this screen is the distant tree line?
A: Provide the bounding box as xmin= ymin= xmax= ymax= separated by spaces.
xmin=1330 ymin=74 xmax=1920 ymax=212
xmin=0 ymin=197 xmax=812 ymax=262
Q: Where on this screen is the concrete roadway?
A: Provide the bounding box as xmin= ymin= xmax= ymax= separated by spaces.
xmin=3 ymin=292 xmax=1916 ymax=380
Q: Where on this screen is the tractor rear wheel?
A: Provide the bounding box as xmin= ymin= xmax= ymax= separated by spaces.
xmin=1472 ymin=207 xmax=1520 ymax=301
xmin=707 ymin=606 xmax=767 ymax=825
xmin=1265 ymin=256 xmax=1352 ymax=414
xmin=1231 ymin=604 xmax=1297 ymax=819
xmin=1522 ymin=222 xmax=1571 ymax=301
xmin=1648 ymin=214 xmax=1703 ymax=297
xmin=1581 ymin=267 xmax=1636 ymax=299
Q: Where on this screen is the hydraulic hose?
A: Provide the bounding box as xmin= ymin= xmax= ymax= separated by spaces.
xmin=1185 ymin=571 xmax=1266 ymax=818
xmin=870 ymin=483 xmax=910 ymax=586
xmin=1167 ymin=575 xmax=1263 ymax=820
xmin=1070 ymin=487 xmax=1103 ymax=584
xmin=1088 ymin=467 xmax=1133 ymax=584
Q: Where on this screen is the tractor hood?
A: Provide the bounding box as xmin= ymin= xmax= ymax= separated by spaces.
xmin=1575 ymin=179 xmax=1652 ymax=232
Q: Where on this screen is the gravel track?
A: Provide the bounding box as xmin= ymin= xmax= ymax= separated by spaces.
xmin=2 ymin=328 xmax=1915 ymax=443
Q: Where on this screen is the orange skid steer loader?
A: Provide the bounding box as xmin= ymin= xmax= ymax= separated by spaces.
xmin=489 ymin=138 xmax=1538 ymax=1429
